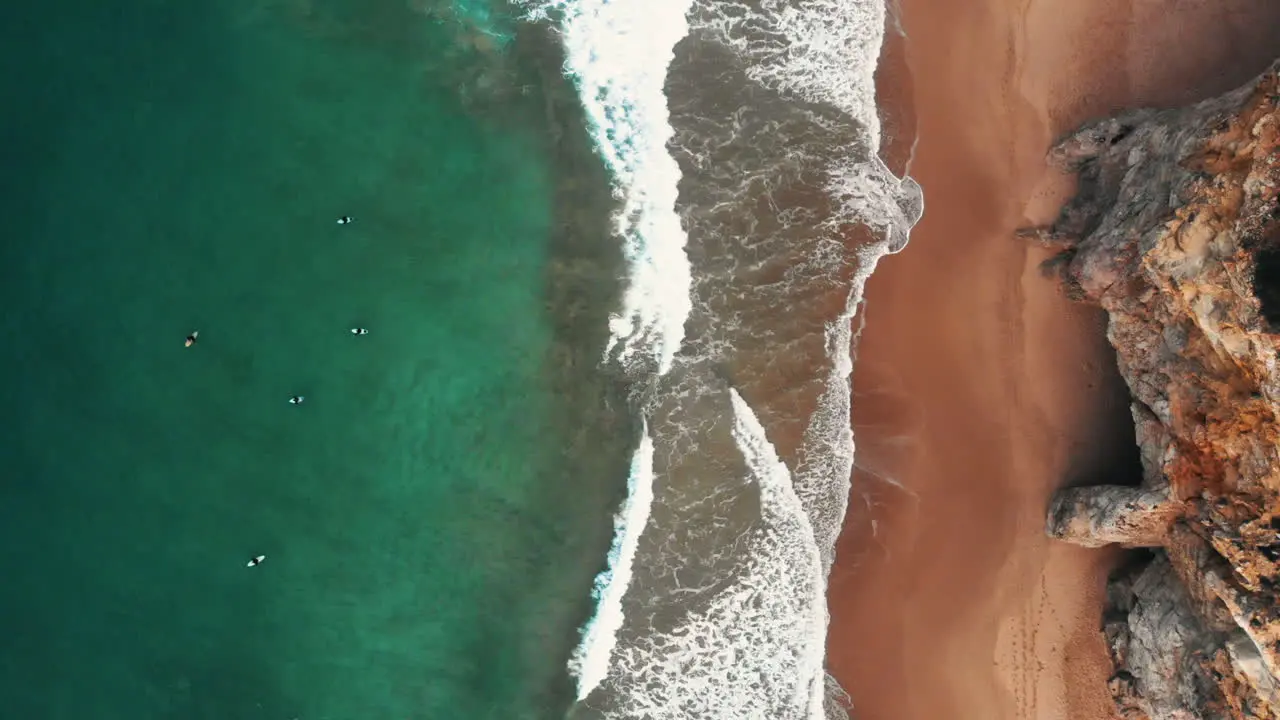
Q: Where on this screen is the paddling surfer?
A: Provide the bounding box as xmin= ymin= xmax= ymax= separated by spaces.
xmin=350 ymin=327 xmax=368 ymax=335
xmin=247 ymin=555 xmax=266 ymax=567
xmin=184 ymin=331 xmax=199 ymax=347
xmin=288 ymin=395 xmax=305 ymax=405
xmin=336 ymin=215 xmax=354 ymax=225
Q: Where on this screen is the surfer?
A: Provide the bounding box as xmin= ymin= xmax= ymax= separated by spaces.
xmin=336 ymin=215 xmax=354 ymax=225
xmin=350 ymin=327 xmax=369 ymax=335
xmin=184 ymin=331 xmax=199 ymax=347
xmin=288 ymin=395 xmax=305 ymax=405
xmin=247 ymin=555 xmax=266 ymax=567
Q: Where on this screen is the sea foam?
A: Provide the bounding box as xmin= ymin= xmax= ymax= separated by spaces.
xmin=689 ymin=0 xmax=922 ymax=579
xmin=518 ymin=0 xmax=694 ymax=376
xmin=568 ymin=422 xmax=655 ymax=700
xmin=514 ymin=0 xmax=693 ymax=706
xmin=519 ymin=0 xmax=922 ymax=717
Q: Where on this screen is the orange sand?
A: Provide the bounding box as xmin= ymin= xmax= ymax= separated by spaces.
xmin=826 ymin=1 xmax=1280 ymax=719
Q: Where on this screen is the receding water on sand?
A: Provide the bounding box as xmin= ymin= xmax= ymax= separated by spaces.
xmin=0 ymin=1 xmax=631 ymax=718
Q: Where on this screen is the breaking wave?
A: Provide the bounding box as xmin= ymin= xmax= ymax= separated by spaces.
xmin=518 ymin=0 xmax=694 ymax=376
xmin=569 ymin=423 xmax=655 ymax=700
xmin=515 ymin=0 xmax=923 ymax=717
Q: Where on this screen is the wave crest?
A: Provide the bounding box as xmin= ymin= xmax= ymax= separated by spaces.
xmin=517 ymin=0 xmax=694 ymax=377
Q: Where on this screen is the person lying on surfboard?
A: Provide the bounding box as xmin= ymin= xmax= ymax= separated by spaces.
xmin=184 ymin=331 xmax=198 ymax=347
xmin=247 ymin=555 xmax=266 ymax=567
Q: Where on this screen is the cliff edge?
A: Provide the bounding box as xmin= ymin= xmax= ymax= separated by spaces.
xmin=1030 ymin=61 xmax=1280 ymax=720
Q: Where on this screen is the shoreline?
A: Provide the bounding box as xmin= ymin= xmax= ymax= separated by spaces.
xmin=826 ymin=0 xmax=1280 ymax=718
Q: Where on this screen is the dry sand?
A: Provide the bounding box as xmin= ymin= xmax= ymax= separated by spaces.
xmin=826 ymin=1 xmax=1280 ymax=719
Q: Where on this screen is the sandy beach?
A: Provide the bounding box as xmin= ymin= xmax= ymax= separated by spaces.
xmin=826 ymin=1 xmax=1280 ymax=719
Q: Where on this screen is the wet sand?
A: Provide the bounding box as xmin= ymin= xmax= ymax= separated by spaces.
xmin=826 ymin=1 xmax=1280 ymax=719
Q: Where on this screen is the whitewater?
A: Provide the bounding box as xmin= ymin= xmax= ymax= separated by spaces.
xmin=516 ymin=0 xmax=924 ymax=718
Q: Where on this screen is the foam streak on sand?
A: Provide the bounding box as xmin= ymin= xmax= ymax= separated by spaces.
xmin=689 ymin=0 xmax=921 ymax=576
xmin=518 ymin=0 xmax=694 ymax=376
xmin=569 ymin=423 xmax=655 ymax=700
xmin=684 ymin=0 xmax=922 ymax=572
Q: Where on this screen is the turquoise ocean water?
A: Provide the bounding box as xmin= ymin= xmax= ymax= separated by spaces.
xmin=0 ymin=1 xmax=631 ymax=717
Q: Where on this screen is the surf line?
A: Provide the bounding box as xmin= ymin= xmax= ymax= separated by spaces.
xmin=517 ymin=0 xmax=695 ymax=377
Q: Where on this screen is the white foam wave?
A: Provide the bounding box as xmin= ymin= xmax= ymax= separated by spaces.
xmin=695 ymin=0 xmax=923 ymax=252
xmin=573 ymin=391 xmax=828 ymax=719
xmin=698 ymin=0 xmax=884 ymax=139
xmin=825 ymin=158 xmax=923 ymax=254
xmin=727 ymin=389 xmax=828 ymax=717
xmin=792 ymin=163 xmax=920 ymax=579
xmin=518 ymin=0 xmax=922 ymax=717
xmin=517 ymin=0 xmax=694 ymax=375
xmin=691 ymin=4 xmax=920 ymax=718
xmin=569 ymin=422 xmax=655 ymax=700
xmin=789 ymin=232 xmax=913 ymax=580
xmin=689 ymin=0 xmax=923 ymax=585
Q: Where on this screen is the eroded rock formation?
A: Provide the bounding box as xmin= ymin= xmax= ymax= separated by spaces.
xmin=1033 ymin=61 xmax=1280 ymax=720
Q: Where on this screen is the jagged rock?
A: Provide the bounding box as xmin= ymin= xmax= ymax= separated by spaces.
xmin=1110 ymin=554 xmax=1224 ymax=720
xmin=1225 ymin=633 xmax=1280 ymax=707
xmin=1038 ymin=60 xmax=1280 ymax=718
xmin=1207 ymin=646 xmax=1280 ymax=720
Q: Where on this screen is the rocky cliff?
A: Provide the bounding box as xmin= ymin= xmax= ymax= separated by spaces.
xmin=1028 ymin=61 xmax=1280 ymax=720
